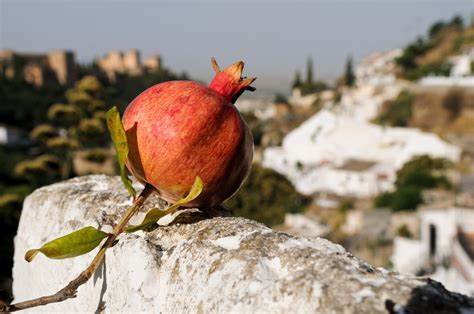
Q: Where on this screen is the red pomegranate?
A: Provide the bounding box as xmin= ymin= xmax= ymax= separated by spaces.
xmin=122 ymin=58 xmax=256 ymax=207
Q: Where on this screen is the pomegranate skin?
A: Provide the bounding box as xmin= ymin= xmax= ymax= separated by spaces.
xmin=122 ymin=71 xmax=255 ymax=207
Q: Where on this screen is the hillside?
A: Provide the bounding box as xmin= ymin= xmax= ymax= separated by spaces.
xmin=395 ymin=16 xmax=473 ymax=80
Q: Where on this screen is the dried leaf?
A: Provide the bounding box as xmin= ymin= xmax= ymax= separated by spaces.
xmin=25 ymin=226 xmax=109 ymax=262
xmin=106 ymin=106 xmax=136 ymax=198
xmin=126 ymin=176 xmax=203 ymax=233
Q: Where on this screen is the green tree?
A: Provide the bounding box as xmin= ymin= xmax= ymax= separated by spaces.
xmin=274 ymin=93 xmax=288 ymax=104
xmin=450 ymin=15 xmax=464 ymax=29
xmin=374 ymin=155 xmax=452 ymax=211
xmin=306 ymin=57 xmax=313 ymax=85
xmin=374 ymin=90 xmax=414 ymax=127
xmin=344 ymin=56 xmax=355 ymax=87
xmin=225 ymin=164 xmax=308 ymax=226
xmin=429 ymin=21 xmax=446 ymax=38
xmin=292 ymin=71 xmax=302 ymax=89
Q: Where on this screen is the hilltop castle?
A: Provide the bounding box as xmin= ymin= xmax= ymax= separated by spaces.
xmin=96 ymin=49 xmax=161 ymax=82
xmin=0 ymin=49 xmax=162 ymax=87
xmin=0 ymin=49 xmax=76 ymax=87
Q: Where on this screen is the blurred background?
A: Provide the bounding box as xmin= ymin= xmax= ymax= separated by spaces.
xmin=1 ymin=0 xmax=473 ymax=300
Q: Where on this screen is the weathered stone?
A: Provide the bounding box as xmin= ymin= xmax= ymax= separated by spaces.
xmin=12 ymin=175 xmax=474 ymax=313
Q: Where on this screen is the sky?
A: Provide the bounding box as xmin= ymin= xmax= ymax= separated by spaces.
xmin=0 ymin=0 xmax=472 ymax=95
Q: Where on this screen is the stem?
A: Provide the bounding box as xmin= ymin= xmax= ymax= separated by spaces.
xmin=1 ymin=184 xmax=155 ymax=312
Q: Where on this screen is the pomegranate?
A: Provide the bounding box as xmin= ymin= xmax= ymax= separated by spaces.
xmin=122 ymin=58 xmax=256 ymax=207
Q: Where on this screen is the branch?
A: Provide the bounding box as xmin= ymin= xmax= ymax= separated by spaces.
xmin=1 ymin=184 xmax=155 ymax=312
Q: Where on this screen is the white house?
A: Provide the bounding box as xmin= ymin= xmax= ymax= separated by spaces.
xmin=263 ymin=109 xmax=460 ymax=197
xmin=288 ymin=88 xmax=319 ymax=108
xmin=392 ymin=206 xmax=474 ymax=296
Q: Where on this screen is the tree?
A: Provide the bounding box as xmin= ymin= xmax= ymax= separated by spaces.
xmin=274 ymin=93 xmax=288 ymax=104
xmin=225 ymin=164 xmax=308 ymax=226
xmin=306 ymin=57 xmax=313 ymax=85
xmin=292 ymin=71 xmax=302 ymax=89
xmin=344 ymin=56 xmax=355 ymax=87
xmin=374 ymin=90 xmax=414 ymax=127
xmin=374 ymin=155 xmax=452 ymax=211
xmin=450 ymin=15 xmax=464 ymax=29
xmin=429 ymin=21 xmax=446 ymax=38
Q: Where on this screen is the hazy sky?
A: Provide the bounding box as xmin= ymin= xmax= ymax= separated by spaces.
xmin=0 ymin=0 xmax=472 ymax=94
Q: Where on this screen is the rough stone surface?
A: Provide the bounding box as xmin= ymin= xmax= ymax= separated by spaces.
xmin=13 ymin=175 xmax=474 ymax=313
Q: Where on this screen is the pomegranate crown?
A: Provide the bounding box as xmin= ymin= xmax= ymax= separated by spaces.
xmin=208 ymin=57 xmax=256 ymax=103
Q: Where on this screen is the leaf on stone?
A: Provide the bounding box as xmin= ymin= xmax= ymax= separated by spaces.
xmin=126 ymin=176 xmax=203 ymax=233
xmin=24 ymin=226 xmax=109 ymax=262
xmin=106 ymin=106 xmax=136 ymax=198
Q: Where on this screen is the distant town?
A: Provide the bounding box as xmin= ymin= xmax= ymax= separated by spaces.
xmin=236 ymin=17 xmax=474 ymax=296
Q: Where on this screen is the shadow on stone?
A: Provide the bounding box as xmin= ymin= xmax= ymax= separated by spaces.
xmin=385 ymin=279 xmax=474 ymax=314
xmin=93 ymin=260 xmax=107 ymax=314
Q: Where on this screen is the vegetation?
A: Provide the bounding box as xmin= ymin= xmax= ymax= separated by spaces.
xmin=374 ymin=155 xmax=452 ymax=211
xmin=344 ymin=56 xmax=355 ymax=87
xmin=292 ymin=57 xmax=329 ymax=95
xmin=225 ymin=164 xmax=308 ymax=226
xmin=292 ymin=71 xmax=302 ymax=89
xmin=395 ymin=15 xmax=466 ymax=80
xmin=274 ymin=93 xmax=288 ymax=104
xmin=338 ymin=199 xmax=354 ymax=213
xmin=241 ymin=112 xmax=265 ymax=146
xmin=396 ymin=224 xmax=413 ymax=238
xmin=0 ymin=76 xmax=66 ymax=129
xmin=405 ymin=62 xmax=451 ymax=81
xmin=374 ymin=90 xmax=414 ymax=127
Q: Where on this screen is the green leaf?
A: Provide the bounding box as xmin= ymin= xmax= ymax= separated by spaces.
xmin=24 ymin=226 xmax=109 ymax=262
xmin=126 ymin=176 xmax=204 ymax=233
xmin=106 ymin=106 xmax=136 ymax=198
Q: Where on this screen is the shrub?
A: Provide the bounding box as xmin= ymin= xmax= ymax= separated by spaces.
xmin=405 ymin=62 xmax=451 ymax=81
xmin=75 ymin=76 xmax=102 ymax=94
xmin=374 ymin=192 xmax=393 ymax=208
xmin=338 ymin=199 xmax=354 ymax=213
xmin=46 ymin=136 xmax=78 ymax=150
xmin=225 ymin=164 xmax=308 ymax=226
xmin=375 ymin=90 xmax=413 ymax=127
xmin=83 ymin=148 xmax=108 ymax=164
xmin=299 ymin=81 xmax=328 ymax=96
xmin=396 ymin=224 xmax=413 ymax=238
xmin=388 ymin=186 xmax=423 ymax=211
xmin=374 ymin=155 xmax=452 ymax=211
xmin=47 ymin=103 xmax=82 ymax=126
xmin=14 ymin=154 xmax=61 ymax=186
xmin=65 ymin=89 xmax=93 ymax=106
xmin=442 ymin=89 xmax=463 ymax=119
xmin=274 ymin=93 xmax=288 ymax=104
xmin=0 ymin=194 xmax=22 ymax=223
xmin=29 ymin=124 xmax=57 ymax=143
xmin=79 ymin=118 xmax=104 ymax=133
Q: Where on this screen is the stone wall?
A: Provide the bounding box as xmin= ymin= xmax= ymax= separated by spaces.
xmin=12 ymin=175 xmax=474 ymax=313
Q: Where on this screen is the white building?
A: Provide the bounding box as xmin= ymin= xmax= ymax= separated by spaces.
xmin=355 ymin=49 xmax=402 ymax=86
xmin=235 ymin=98 xmax=276 ymax=120
xmin=419 ymin=48 xmax=474 ymax=87
xmin=392 ymin=206 xmax=474 ymax=296
xmin=263 ymin=48 xmax=461 ymax=198
xmin=263 ymin=109 xmax=460 ymax=197
xmin=288 ymin=88 xmax=319 ymax=108
xmin=450 ymin=48 xmax=474 ymax=77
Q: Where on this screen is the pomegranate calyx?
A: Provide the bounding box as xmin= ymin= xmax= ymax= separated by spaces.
xmin=209 ymin=58 xmax=256 ymax=103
